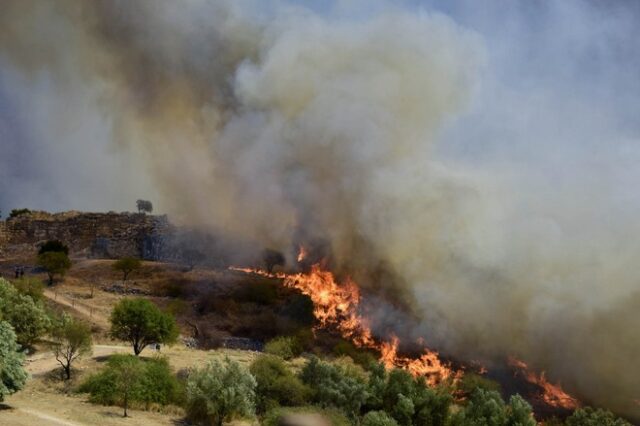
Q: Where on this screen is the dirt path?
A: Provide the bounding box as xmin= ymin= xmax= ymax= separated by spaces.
xmin=26 ymin=345 xmax=131 ymax=376
xmin=14 ymin=408 xmax=81 ymax=426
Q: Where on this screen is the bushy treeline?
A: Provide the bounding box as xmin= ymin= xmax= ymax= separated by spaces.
xmin=76 ymin=347 xmax=633 ymax=425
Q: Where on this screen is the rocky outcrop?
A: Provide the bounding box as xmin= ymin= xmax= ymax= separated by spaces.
xmin=0 ymin=211 xmax=172 ymax=260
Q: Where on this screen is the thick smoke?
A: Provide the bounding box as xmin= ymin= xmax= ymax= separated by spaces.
xmin=1 ymin=0 xmax=639 ymax=419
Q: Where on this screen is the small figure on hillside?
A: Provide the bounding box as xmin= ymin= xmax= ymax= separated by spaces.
xmin=155 ymin=343 xmax=161 ymax=352
xmin=19 ymin=267 xmax=24 ymax=277
xmin=14 ymin=266 xmax=19 ymax=279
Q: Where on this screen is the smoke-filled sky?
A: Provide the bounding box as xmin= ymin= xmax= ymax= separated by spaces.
xmin=1 ymin=0 xmax=639 ymax=419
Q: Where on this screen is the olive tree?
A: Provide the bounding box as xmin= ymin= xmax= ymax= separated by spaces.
xmin=110 ymin=298 xmax=178 ymax=356
xmin=186 ymin=357 xmax=257 ymax=426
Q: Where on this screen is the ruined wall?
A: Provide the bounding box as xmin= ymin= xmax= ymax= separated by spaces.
xmin=0 ymin=211 xmax=172 ymax=260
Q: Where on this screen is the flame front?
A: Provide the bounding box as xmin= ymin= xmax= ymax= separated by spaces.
xmin=508 ymin=357 xmax=579 ymax=410
xmin=230 ymin=257 xmax=454 ymax=386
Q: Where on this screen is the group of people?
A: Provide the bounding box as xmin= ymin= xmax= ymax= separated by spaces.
xmin=14 ymin=265 xmax=25 ymax=278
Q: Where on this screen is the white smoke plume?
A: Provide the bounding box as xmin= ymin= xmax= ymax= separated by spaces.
xmin=1 ymin=0 xmax=639 ymax=419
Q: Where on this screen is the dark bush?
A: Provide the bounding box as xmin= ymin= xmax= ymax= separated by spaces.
xmin=9 ymin=208 xmax=31 ymax=218
xmin=38 ymin=239 xmax=69 ymax=255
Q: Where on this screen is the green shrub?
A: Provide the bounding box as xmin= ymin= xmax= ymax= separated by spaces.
xmin=300 ymin=356 xmax=368 ymax=419
xmin=262 ymin=406 xmax=350 ymax=426
xmin=78 ymin=355 xmax=180 ymax=416
xmin=0 ymin=321 xmax=28 ymax=401
xmin=185 ymin=357 xmax=256 ymax=426
xmin=362 ymin=410 xmax=400 ymax=426
xmin=264 ymin=336 xmax=302 ymax=360
xmin=250 ymin=355 xmax=310 ymax=413
xmin=565 ymin=407 xmax=632 ymax=426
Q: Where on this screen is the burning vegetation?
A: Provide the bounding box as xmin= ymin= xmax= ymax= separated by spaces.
xmin=232 ymin=246 xmax=584 ymax=419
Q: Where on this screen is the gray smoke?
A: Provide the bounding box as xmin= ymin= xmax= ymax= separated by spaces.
xmin=1 ymin=0 xmax=639 ymax=419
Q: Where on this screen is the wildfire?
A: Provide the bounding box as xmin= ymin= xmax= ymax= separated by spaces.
xmin=229 ymin=254 xmax=454 ymax=385
xmin=508 ymin=357 xmax=579 ymax=410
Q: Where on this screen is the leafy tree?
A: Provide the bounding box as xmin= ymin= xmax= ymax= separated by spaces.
xmin=112 ymin=257 xmax=142 ymax=291
xmin=38 ymin=239 xmax=69 ymax=255
xmin=264 ymin=336 xmax=302 ymax=360
xmin=0 ymin=321 xmax=28 ymax=401
xmin=109 ymin=298 xmax=178 ymax=356
xmin=363 ymin=410 xmax=400 ymax=426
xmin=136 ymin=199 xmax=153 ymax=214
xmin=90 ymin=355 xmax=141 ymax=417
xmin=37 ymin=251 xmax=71 ymax=285
xmin=250 ymin=355 xmax=310 ymax=412
xmin=565 ymin=407 xmax=632 ymax=426
xmin=79 ymin=355 xmax=179 ymax=415
xmin=185 ymin=357 xmax=257 ymax=426
xmin=49 ymin=314 xmax=92 ymax=380
xmin=0 ymin=278 xmax=50 ymax=347
xmin=299 ymin=356 xmax=368 ymax=419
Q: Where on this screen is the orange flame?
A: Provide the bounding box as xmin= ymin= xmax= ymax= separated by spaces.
xmin=229 ymin=262 xmax=453 ymax=385
xmin=508 ymin=357 xmax=579 ymax=410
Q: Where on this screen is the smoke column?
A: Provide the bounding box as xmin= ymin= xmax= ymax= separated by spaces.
xmin=1 ymin=0 xmax=639 ymax=419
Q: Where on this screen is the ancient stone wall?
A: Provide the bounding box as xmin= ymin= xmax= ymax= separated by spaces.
xmin=0 ymin=211 xmax=172 ymax=260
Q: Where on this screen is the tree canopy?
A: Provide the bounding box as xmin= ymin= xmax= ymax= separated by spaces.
xmin=110 ymin=298 xmax=178 ymax=355
xmin=0 ymin=321 xmax=28 ymax=401
xmin=37 ymin=251 xmax=71 ymax=285
xmin=136 ymin=199 xmax=153 ymax=214
xmin=112 ymin=257 xmax=142 ymax=289
xmin=0 ymin=278 xmax=50 ymax=347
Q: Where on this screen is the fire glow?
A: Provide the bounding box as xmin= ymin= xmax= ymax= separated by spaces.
xmin=230 ymin=262 xmax=454 ymax=386
xmin=508 ymin=357 xmax=580 ymax=410
xmin=230 ymin=248 xmax=579 ymax=409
